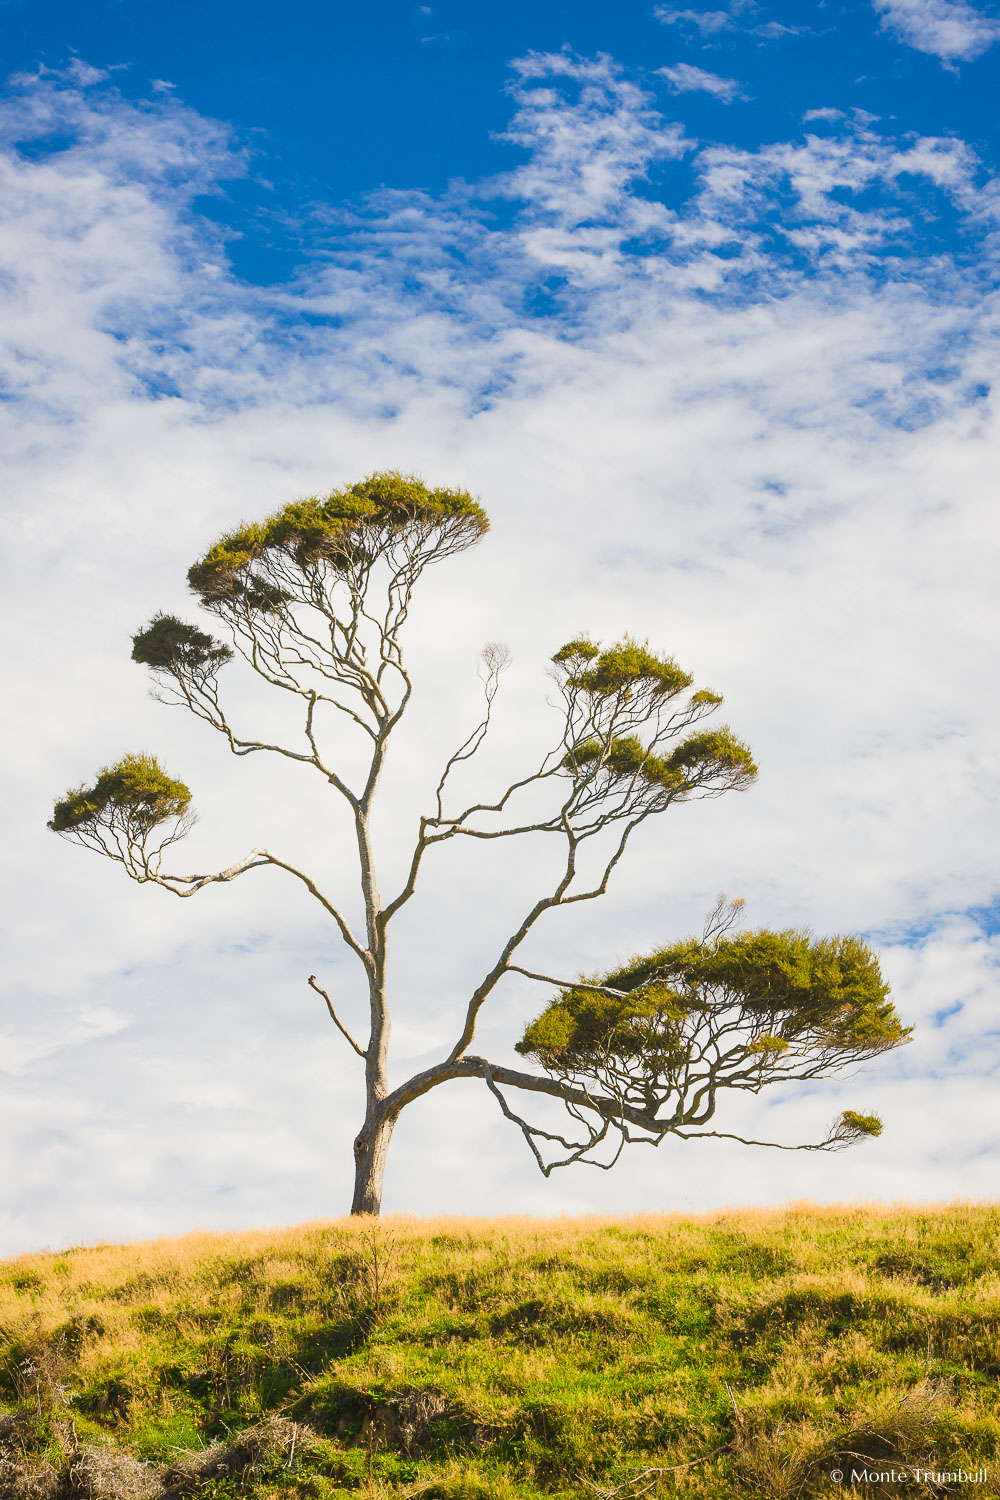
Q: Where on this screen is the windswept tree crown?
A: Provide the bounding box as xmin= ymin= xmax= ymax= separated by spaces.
xmin=48 ymin=753 xmax=191 ymax=838
xmin=552 ymin=637 xmax=696 ymax=696
xmin=552 ymin=637 xmax=758 ymax=804
xmin=131 ymin=614 xmax=234 ymax=678
xmin=514 ymin=924 xmax=909 ymax=1162
xmin=518 ymin=929 xmax=908 ymax=1065
xmin=186 ymin=470 xmax=489 ymax=611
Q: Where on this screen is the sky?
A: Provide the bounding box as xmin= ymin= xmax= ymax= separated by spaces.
xmin=1 ymin=0 xmax=999 ymax=1255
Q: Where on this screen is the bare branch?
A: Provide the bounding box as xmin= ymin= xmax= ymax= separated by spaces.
xmin=505 ymin=965 xmax=628 ymax=1000
xmin=148 ymin=663 xmax=362 ymax=808
xmin=259 ymin=852 xmax=371 ymax=970
xmin=445 ymin=829 xmax=581 ymax=1063
xmin=481 ymin=1061 xmax=625 ymax=1178
xmin=674 ymin=1124 xmax=858 ymax=1152
xmin=702 ymin=893 xmax=746 ymax=943
xmin=307 ymin=975 xmax=368 ymax=1058
xmin=431 ymin=641 xmax=511 ymax=819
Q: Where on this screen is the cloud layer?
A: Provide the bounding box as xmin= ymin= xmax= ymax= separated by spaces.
xmin=2 ymin=54 xmax=999 ymax=1251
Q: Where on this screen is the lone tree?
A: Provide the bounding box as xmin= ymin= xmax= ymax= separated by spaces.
xmin=50 ymin=472 xmax=910 ymax=1214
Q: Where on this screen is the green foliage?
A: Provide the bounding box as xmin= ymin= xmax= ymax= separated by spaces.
xmin=566 ymin=729 xmax=761 ymax=798
xmin=516 ymin=928 xmax=910 ymax=1067
xmin=550 ymin=638 xmax=600 ymax=664
xmin=564 ymin=735 xmax=685 ymax=791
xmin=516 ymin=980 xmax=686 ymax=1069
xmin=840 ymin=1110 xmax=883 ymax=1139
xmin=131 ymin=613 xmax=233 ymax=674
xmin=551 ymin=637 xmax=755 ymax=806
xmin=565 ymin=727 xmax=758 ymax=795
xmin=187 ymin=470 xmax=489 ymax=607
xmin=553 ymin=635 xmax=693 ymax=698
xmin=665 ymin=726 xmax=758 ymax=781
xmin=611 ymin=929 xmax=904 ymax=1043
xmin=746 ymin=1034 xmax=791 ymax=1055
xmin=48 ymin=753 xmax=191 ymax=835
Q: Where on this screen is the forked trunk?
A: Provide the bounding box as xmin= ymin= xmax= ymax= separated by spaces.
xmin=351 ymin=1110 xmax=396 ymax=1216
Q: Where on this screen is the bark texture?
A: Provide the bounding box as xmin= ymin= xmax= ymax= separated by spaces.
xmin=351 ymin=1111 xmax=395 ymax=1216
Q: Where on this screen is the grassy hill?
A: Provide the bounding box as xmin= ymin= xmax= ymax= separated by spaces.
xmin=1 ymin=1204 xmax=998 ymax=1499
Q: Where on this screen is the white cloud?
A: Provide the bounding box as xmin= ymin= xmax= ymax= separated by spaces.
xmin=1 ymin=56 xmax=1000 ymax=1249
xmin=658 ymin=62 xmax=745 ymax=100
xmin=872 ymin=0 xmax=1000 ymax=63
xmin=655 ymin=6 xmax=736 ymax=33
xmin=496 ymin=51 xmax=690 ymax=236
xmin=654 ymin=2 xmax=803 ymax=39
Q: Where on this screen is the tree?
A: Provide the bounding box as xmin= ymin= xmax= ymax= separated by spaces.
xmin=49 ymin=472 xmax=911 ymax=1215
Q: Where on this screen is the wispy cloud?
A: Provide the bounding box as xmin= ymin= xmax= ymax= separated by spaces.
xmin=2 ymin=55 xmax=1000 ymax=1246
xmin=872 ymin=0 xmax=1000 ymax=63
xmin=655 ymin=5 xmax=736 ymax=34
xmin=658 ymin=62 xmax=745 ymax=99
xmin=654 ymin=1 xmax=803 ymax=40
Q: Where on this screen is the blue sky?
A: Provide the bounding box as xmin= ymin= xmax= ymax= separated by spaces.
xmin=5 ymin=0 xmax=1000 ymax=284
xmin=1 ymin=0 xmax=999 ymax=1250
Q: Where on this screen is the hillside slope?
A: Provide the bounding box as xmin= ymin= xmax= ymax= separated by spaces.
xmin=1 ymin=1205 xmax=998 ymax=1498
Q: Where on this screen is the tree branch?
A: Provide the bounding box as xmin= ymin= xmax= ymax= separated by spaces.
xmin=674 ymin=1124 xmax=865 ymax=1152
xmin=380 ymin=1055 xmax=664 ymax=1134
xmin=505 ymin=964 xmax=628 ymax=1000
xmin=307 ymin=975 xmax=368 ymax=1058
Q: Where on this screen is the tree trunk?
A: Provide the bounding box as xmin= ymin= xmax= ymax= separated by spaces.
xmin=351 ymin=1110 xmax=396 ymax=1216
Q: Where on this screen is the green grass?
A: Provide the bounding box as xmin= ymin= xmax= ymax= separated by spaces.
xmin=1 ymin=1204 xmax=998 ymax=1498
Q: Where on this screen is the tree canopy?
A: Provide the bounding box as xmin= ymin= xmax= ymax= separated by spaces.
xmin=186 ymin=471 xmax=488 ymax=611
xmin=49 ymin=753 xmax=191 ymax=837
xmin=512 ymin=922 xmax=908 ymax=1168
